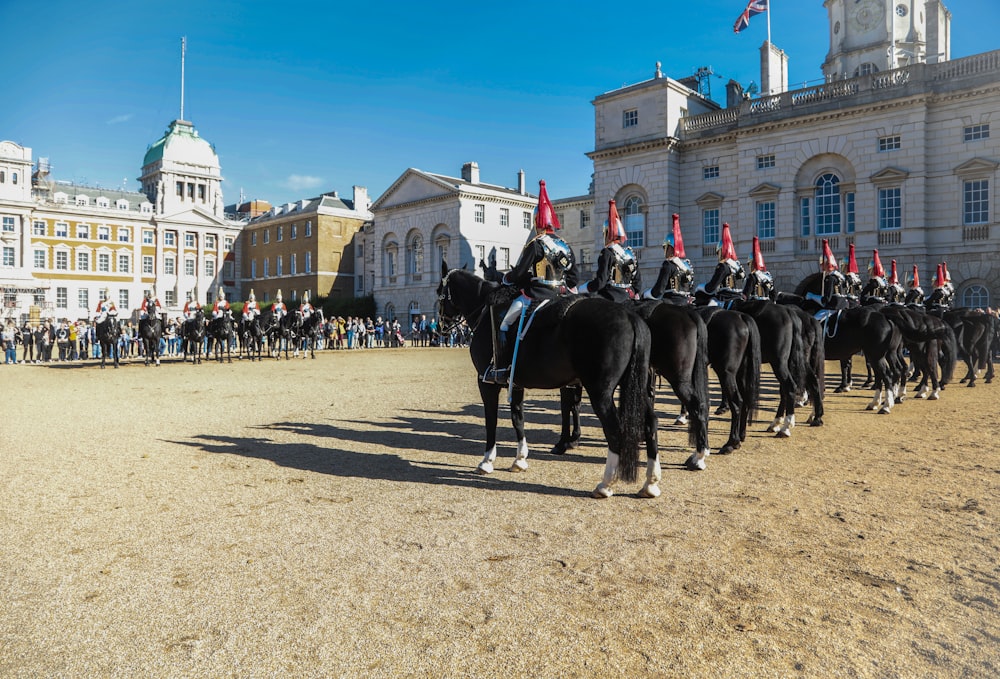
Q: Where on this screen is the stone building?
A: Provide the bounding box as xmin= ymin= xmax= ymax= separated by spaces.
xmin=0 ymin=116 xmax=245 ymax=323
xmin=240 ymin=187 xmax=371 ymax=306
xmin=589 ymin=0 xmax=1000 ymax=306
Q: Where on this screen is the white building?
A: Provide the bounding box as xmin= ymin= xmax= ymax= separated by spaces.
xmin=589 ymin=0 xmax=1000 ymax=306
xmin=0 ymin=117 xmax=245 ymax=323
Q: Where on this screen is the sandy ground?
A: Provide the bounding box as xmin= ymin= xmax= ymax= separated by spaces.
xmin=0 ymin=346 xmax=997 ymax=678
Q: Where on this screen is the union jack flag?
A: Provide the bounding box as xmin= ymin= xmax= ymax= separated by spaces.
xmin=733 ymin=0 xmax=768 ymax=33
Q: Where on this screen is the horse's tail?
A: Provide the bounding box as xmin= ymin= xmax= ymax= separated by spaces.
xmin=686 ymin=313 xmax=711 ymax=451
xmin=741 ymin=315 xmax=762 ymax=426
xmin=939 ymin=320 xmax=958 ymax=385
xmin=616 ymin=314 xmax=651 ymax=484
xmin=788 ymin=311 xmax=808 ymax=400
xmin=809 ymin=316 xmax=827 ymax=398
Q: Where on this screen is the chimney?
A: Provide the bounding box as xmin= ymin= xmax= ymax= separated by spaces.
xmin=353 ymin=185 xmax=370 ymax=211
xmin=461 ymin=161 xmax=480 ymax=184
xmin=726 ymin=79 xmax=744 ymax=108
xmin=517 ymin=169 xmax=526 ymax=195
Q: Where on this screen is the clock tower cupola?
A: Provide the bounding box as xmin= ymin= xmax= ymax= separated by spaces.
xmin=822 ymin=1 xmax=951 ymax=80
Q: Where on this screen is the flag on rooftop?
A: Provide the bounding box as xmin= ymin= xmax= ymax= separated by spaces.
xmin=734 ymin=0 xmax=768 ymax=34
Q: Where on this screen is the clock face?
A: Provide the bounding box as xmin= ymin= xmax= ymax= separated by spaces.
xmin=851 ymin=0 xmax=885 ymax=32
xmin=896 ymin=4 xmax=908 ymax=17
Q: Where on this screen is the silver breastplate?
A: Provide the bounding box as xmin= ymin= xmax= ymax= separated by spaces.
xmin=535 ymin=234 xmax=573 ymax=283
xmin=609 ymin=243 xmax=637 ymax=286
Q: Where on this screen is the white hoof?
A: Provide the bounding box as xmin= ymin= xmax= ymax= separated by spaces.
xmin=639 ymin=483 xmax=661 ymax=498
xmin=928 ymin=390 xmax=940 ymax=401
xmin=776 ymin=426 xmax=792 ymax=438
xmin=592 ymin=484 xmax=614 ymax=499
xmin=878 ymin=406 xmax=892 ymax=415
xmin=765 ymin=418 xmax=781 ymax=433
xmin=914 ymin=391 xmax=927 ymax=399
xmin=510 ymin=458 xmax=528 ymax=473
xmin=476 ymin=461 xmax=494 ymax=475
xmin=674 ymin=414 xmax=689 ymax=426
xmin=685 ymin=453 xmax=708 ymax=471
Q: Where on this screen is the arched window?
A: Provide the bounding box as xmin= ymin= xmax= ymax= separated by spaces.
xmin=434 ymin=234 xmax=450 ymax=274
xmin=383 ymin=243 xmax=398 ymax=278
xmin=384 ymin=302 xmax=395 ymax=322
xmin=815 ymin=173 xmax=842 ymax=236
xmin=622 ymin=195 xmax=645 ymax=248
xmin=406 ymin=234 xmax=423 ymax=278
xmin=962 ymin=285 xmax=990 ymax=309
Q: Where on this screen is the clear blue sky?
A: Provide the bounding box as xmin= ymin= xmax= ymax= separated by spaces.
xmin=2 ymin=1 xmax=997 ymax=206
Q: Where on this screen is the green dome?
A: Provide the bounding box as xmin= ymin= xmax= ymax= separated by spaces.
xmin=142 ymin=119 xmax=218 ymax=168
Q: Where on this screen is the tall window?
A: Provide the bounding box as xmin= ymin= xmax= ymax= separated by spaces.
xmin=56 ymin=251 xmax=69 ymax=270
xmin=34 ymin=250 xmax=45 ymax=268
xmin=165 ymin=291 xmax=176 ymax=307
xmin=406 ymin=234 xmax=424 ymax=277
xmin=263 ymin=230 xmax=270 ymax=244
xmin=117 ymin=227 xmax=130 ymax=242
xmin=474 ymin=204 xmax=485 ymax=224
xmin=251 ymin=259 xmax=257 ymax=278
xmin=119 ymin=289 xmax=129 ymax=309
xmin=263 ymin=258 xmax=269 ymax=277
xmin=143 ymin=229 xmax=154 ymax=244
xmin=142 ymin=255 xmax=154 ymax=274
xmin=164 ymin=231 xmax=176 ymax=246
xmin=184 ymin=258 xmax=195 ymax=276
xmin=77 ymin=251 xmax=90 ymax=271
xmin=964 ymin=179 xmax=989 ymax=225
xmin=702 ymin=208 xmax=720 ymax=246
xmin=523 ymin=211 xmax=532 ymax=229
xmin=756 ymin=201 xmax=776 ymax=240
xmin=1 ymin=216 xmax=14 ymax=232
xmin=75 ymin=224 xmax=89 ymax=239
xmin=623 ymin=109 xmax=638 ymax=128
xmin=276 ymin=255 xmax=283 ymax=276
xmin=290 ymin=253 xmax=297 ymax=275
xmin=384 ymin=245 xmax=397 ymax=277
xmin=2 ymin=246 xmax=13 ymax=267
xmin=814 ymin=173 xmax=842 ymax=236
xmin=56 ymin=287 xmax=67 ymax=308
xmin=580 ymin=210 xmax=590 ymax=230
xmin=185 ymin=233 xmax=195 ymax=248
xmin=498 ymin=247 xmax=510 ymax=270
xmin=118 ymin=254 xmax=130 ymax=273
xmin=305 ymin=252 xmax=312 ymax=273
xmin=277 ymin=226 xmax=283 ymax=242
xmin=98 ymin=226 xmax=110 ymax=241
xmin=204 ymin=259 xmax=215 ymax=277
xmin=499 ymin=208 xmax=509 ymax=227
xmin=878 ymin=188 xmax=902 ymax=230
xmin=78 ymin=289 xmax=89 ymax=310
xmin=800 ymin=198 xmax=811 ymax=236
xmin=204 ymin=234 xmax=216 ymax=249
xmin=291 ymin=224 xmax=298 ymax=239
xmin=622 ymin=196 xmax=645 ymax=248
xmin=55 ymin=222 xmax=68 ymax=237
xmin=164 ymin=256 xmax=175 ymax=275
xmin=305 ymin=221 xmax=312 ymax=237
xmin=33 ymin=220 xmax=46 ymax=236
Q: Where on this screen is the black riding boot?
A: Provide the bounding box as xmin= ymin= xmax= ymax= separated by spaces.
xmin=481 ymin=308 xmax=512 ymax=385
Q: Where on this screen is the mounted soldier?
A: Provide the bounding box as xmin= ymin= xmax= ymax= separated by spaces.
xmin=482 ymin=179 xmax=577 ymax=386
xmin=696 ymin=222 xmax=745 ymax=305
xmin=742 ymin=235 xmax=774 ymax=301
xmin=860 ymin=249 xmax=889 ymax=303
xmin=926 ymin=264 xmax=954 ymax=310
xmin=885 ymin=259 xmax=906 ymax=304
xmin=905 ymin=264 xmax=925 ymax=306
xmin=806 ymin=239 xmax=849 ymax=310
xmin=94 ymin=289 xmax=118 ymax=324
xmin=642 ymin=213 xmax=694 ymax=304
xmin=579 ymin=199 xmax=640 ymax=303
xmin=211 ymin=286 xmax=230 ymax=319
xmin=243 ymin=289 xmax=260 ymax=321
xmin=139 ymin=287 xmax=163 ymax=320
xmin=843 ymin=243 xmax=863 ymax=304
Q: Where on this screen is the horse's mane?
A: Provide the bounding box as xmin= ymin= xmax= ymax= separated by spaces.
xmin=794 ymin=272 xmax=826 ymax=297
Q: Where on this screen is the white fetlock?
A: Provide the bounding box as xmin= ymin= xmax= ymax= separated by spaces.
xmin=766 ymin=416 xmax=782 ymax=433
xmin=592 ymin=484 xmax=614 ymax=499
xmin=476 ymin=461 xmax=494 ymax=475
xmin=786 ymin=414 xmax=796 ymax=430
xmin=776 ymin=425 xmax=792 ymax=438
xmin=639 ymin=482 xmax=661 ymax=498
xmin=928 ymin=389 xmax=940 ymax=401
xmin=686 ymin=448 xmax=710 ymax=471
xmin=674 ymin=413 xmax=689 ymax=426
xmin=510 ymin=458 xmax=528 ymax=472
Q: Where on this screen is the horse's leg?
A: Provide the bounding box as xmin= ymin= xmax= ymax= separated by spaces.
xmin=590 ymin=389 xmax=623 ymax=498
xmin=717 ymin=366 xmax=742 ymax=455
xmin=834 ymin=357 xmax=851 ymax=392
xmin=508 ymin=386 xmax=529 ymax=472
xmin=552 ymin=386 xmax=581 ymax=455
xmin=639 ymin=395 xmax=661 ymax=498
xmin=476 ymin=381 xmax=502 ymax=475
xmin=770 ymin=361 xmax=795 ymax=438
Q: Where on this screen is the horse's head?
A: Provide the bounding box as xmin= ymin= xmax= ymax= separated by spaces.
xmin=437 ymin=262 xmax=480 ymax=326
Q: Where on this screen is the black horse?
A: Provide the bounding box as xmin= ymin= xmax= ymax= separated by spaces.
xmin=268 ymin=311 xmax=300 ymax=360
xmin=96 ymin=317 xmax=121 ymax=369
xmin=208 ymin=310 xmax=235 ymax=363
xmin=239 ymin=314 xmax=265 ymax=361
xmin=139 ymin=313 xmax=163 ymax=367
xmin=693 ymin=306 xmax=763 ymax=454
xmin=438 ymin=264 xmax=661 ymax=498
xmin=632 ymin=300 xmax=713 ymax=469
xmin=875 ymin=303 xmax=957 ymax=399
xmin=182 ymin=309 xmax=206 ymax=364
xmin=938 ymin=308 xmax=996 ymax=387
xmin=298 ymin=309 xmax=325 ymax=359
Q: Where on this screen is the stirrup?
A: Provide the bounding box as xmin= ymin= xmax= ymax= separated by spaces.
xmin=481 ymin=365 xmax=510 ymax=385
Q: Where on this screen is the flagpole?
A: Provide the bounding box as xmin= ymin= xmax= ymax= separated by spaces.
xmin=767 ymin=1 xmax=772 ymax=45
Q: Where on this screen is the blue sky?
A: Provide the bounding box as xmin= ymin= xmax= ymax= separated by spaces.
xmin=2 ymin=1 xmax=997 ymax=207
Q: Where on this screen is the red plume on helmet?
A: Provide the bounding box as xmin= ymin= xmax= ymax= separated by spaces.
xmin=751 ymin=236 xmax=767 ymax=272
xmin=889 ymin=259 xmax=899 ymax=285
xmin=671 ymin=213 xmax=687 ymax=259
xmin=942 ymin=261 xmax=951 ymax=283
xmin=718 ymin=223 xmax=737 ymax=261
xmin=847 ymin=243 xmax=859 ymax=275
xmin=934 ymin=263 xmax=946 ymax=288
xmin=604 ymin=200 xmax=625 ymax=245
xmin=534 ymin=180 xmax=561 ymax=234
xmin=871 ymin=249 xmax=885 ymax=278
xmin=821 ymin=239 xmax=838 ymax=273
xmin=910 ymin=264 xmax=920 ymax=288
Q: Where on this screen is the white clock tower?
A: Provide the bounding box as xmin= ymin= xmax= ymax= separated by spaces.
xmin=822 ymin=0 xmax=951 ymax=80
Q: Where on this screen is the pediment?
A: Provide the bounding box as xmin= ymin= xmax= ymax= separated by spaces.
xmin=870 ymin=166 xmax=910 ymax=184
xmin=954 ymin=158 xmax=999 ymax=177
xmin=156 ymin=206 xmax=228 ymax=228
xmin=695 ymin=191 xmax=724 ymax=207
xmin=372 ymin=169 xmax=459 ymax=211
xmin=748 ymin=182 xmax=781 ymax=199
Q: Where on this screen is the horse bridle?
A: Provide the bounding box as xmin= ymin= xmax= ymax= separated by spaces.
xmin=437 ymin=269 xmax=488 ymax=335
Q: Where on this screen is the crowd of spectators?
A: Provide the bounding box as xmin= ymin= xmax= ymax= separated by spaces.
xmin=1 ymin=312 xmax=471 ymax=365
